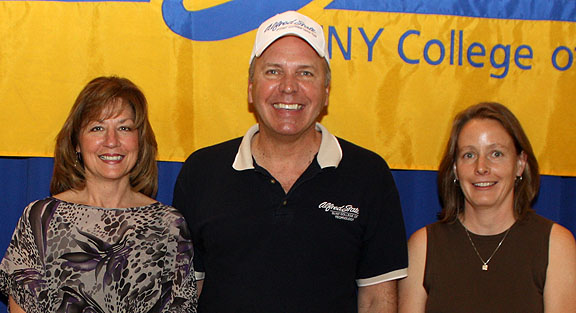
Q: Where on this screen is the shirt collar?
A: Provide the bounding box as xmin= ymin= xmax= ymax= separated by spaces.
xmin=232 ymin=123 xmax=343 ymax=171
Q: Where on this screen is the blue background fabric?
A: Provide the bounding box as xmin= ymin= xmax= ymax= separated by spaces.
xmin=0 ymin=157 xmax=575 ymax=309
xmin=2 ymin=157 xmax=575 ymax=250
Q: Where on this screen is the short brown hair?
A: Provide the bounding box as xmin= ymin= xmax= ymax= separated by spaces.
xmin=437 ymin=102 xmax=539 ymax=222
xmin=50 ymin=76 xmax=158 ymax=197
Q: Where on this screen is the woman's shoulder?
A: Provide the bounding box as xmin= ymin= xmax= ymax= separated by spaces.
xmin=517 ymin=211 xmax=555 ymax=234
xmin=20 ymin=197 xmax=63 ymax=217
xmin=519 ymin=212 xmax=573 ymax=256
xmin=523 ymin=210 xmax=553 ymax=223
xmin=408 ymin=227 xmax=428 ymax=251
xmin=141 ymin=201 xmax=188 ymax=225
xmin=408 ymin=221 xmax=456 ymax=246
xmin=424 ymin=220 xmax=459 ymax=234
xmin=550 ymin=223 xmax=576 ymax=248
xmin=25 ymin=196 xmax=60 ymax=207
xmin=152 ymin=201 xmax=183 ymax=217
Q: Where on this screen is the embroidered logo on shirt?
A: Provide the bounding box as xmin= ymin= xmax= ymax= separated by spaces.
xmin=319 ymin=202 xmax=360 ymax=221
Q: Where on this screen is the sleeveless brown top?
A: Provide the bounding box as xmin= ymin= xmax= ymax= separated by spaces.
xmin=424 ymin=211 xmax=553 ymax=313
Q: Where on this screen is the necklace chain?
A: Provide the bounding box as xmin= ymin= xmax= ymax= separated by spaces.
xmin=462 ymin=222 xmax=512 ymax=271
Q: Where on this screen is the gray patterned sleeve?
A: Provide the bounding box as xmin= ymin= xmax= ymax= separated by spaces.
xmin=0 ymin=199 xmax=56 ymax=313
xmin=161 ymin=208 xmax=197 ymax=313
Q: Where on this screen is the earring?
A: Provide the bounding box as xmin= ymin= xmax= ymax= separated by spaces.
xmin=516 ymin=175 xmax=523 ymax=182
xmin=453 ymin=178 xmax=459 ymax=185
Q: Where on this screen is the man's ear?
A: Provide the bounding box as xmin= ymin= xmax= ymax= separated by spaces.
xmin=324 ymin=85 xmax=330 ymax=107
xmin=248 ymin=81 xmax=254 ymax=105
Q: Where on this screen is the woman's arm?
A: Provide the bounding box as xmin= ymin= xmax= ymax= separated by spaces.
xmin=9 ymin=296 xmax=27 ymax=313
xmin=398 ymin=227 xmax=428 ymax=313
xmin=543 ymin=223 xmax=576 ymax=312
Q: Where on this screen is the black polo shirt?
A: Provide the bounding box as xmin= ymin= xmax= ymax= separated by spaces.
xmin=173 ymin=124 xmax=407 ymax=313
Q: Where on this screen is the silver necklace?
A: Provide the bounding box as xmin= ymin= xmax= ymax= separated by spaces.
xmin=462 ymin=221 xmax=512 ymax=271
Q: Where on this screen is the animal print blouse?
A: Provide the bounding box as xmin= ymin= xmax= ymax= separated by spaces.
xmin=0 ymin=198 xmax=197 ymax=312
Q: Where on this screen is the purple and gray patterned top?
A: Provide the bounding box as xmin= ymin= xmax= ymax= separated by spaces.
xmin=0 ymin=197 xmax=197 ymax=313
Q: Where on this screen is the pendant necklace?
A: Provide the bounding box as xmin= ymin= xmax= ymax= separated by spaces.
xmin=462 ymin=221 xmax=512 ymax=271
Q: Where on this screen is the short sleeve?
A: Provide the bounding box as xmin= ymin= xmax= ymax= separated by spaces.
xmin=355 ymin=164 xmax=408 ymax=286
xmin=0 ymin=199 xmax=58 ymax=313
xmin=172 ymin=156 xmax=206 ymax=280
xmin=161 ymin=210 xmax=198 ymax=313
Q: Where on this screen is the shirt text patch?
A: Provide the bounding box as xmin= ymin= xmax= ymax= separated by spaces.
xmin=319 ymin=202 xmax=360 ymax=221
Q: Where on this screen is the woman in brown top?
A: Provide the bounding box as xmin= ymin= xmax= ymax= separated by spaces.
xmin=399 ymin=102 xmax=576 ymax=312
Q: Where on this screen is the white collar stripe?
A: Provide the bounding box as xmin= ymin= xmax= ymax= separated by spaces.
xmin=232 ymin=123 xmax=343 ymax=171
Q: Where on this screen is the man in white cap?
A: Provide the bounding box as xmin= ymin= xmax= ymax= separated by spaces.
xmin=173 ymin=10 xmax=407 ymax=312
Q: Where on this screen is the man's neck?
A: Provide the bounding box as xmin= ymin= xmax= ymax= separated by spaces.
xmin=251 ymin=128 xmax=322 ymax=193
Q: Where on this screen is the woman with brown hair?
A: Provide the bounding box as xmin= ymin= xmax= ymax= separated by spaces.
xmin=0 ymin=76 xmax=197 ymax=312
xmin=399 ymin=102 xmax=576 ymax=312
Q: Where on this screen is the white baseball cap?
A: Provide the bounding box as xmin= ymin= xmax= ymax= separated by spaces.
xmin=249 ymin=11 xmax=329 ymax=65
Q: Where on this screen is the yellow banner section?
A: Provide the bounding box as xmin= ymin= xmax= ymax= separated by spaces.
xmin=0 ymin=1 xmax=574 ymax=176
